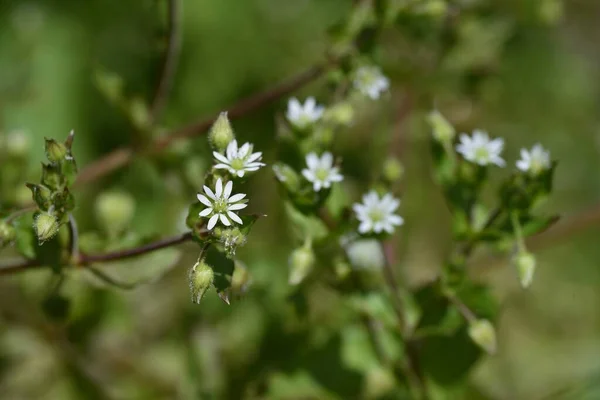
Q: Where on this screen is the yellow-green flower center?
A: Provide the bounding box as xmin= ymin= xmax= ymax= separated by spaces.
xmin=315 ymin=168 xmax=329 ymax=181
xmin=368 ymin=209 xmax=385 ymax=223
xmin=474 ymin=147 xmax=490 ymax=162
xmin=230 ymin=158 xmax=245 ymax=171
xmin=212 ymin=198 xmax=228 ymax=213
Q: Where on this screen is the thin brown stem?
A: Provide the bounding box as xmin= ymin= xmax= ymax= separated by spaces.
xmin=0 ymin=232 xmax=193 ymax=276
xmin=76 ymin=61 xmax=333 ymax=186
xmin=150 ymin=0 xmax=182 ymax=124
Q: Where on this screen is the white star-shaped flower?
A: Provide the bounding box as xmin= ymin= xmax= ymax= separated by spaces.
xmin=213 ymin=140 xmax=265 ymax=178
xmin=456 ymin=130 xmax=505 ymax=167
xmin=197 ymin=178 xmax=247 ymax=230
xmin=301 ymin=152 xmax=343 ymax=192
xmin=353 ymin=66 xmax=390 ymax=100
xmin=286 ymin=97 xmax=324 ymax=129
xmin=353 ymin=191 xmax=403 ymax=234
xmin=516 ymin=143 xmax=550 ymax=175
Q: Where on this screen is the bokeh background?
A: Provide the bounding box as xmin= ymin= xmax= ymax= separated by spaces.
xmin=1 ymin=0 xmax=600 ymax=399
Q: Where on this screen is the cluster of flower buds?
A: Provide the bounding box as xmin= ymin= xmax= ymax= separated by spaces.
xmin=27 ymin=131 xmax=78 ymax=244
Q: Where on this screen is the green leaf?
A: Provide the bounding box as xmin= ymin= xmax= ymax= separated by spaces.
xmin=14 ymin=217 xmax=36 ymax=259
xmin=204 ymin=246 xmax=234 ymax=294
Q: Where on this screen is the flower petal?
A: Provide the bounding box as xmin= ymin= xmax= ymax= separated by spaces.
xmin=207 ymin=214 xmax=219 ymax=230
xmin=223 ymin=180 xmax=233 ymax=199
xmin=213 ymin=152 xmax=230 ymax=164
xmin=306 ymin=153 xmax=319 ymax=170
xmin=203 ymin=185 xmax=216 ymax=200
xmin=197 ymin=194 xmax=213 ymax=207
xmin=199 ymin=207 xmax=213 ymax=217
xmin=220 ymin=214 xmax=231 ymax=226
xmin=320 ymin=152 xmax=333 ymax=168
xmin=226 ymin=140 xmax=238 ymax=159
xmin=215 ymin=178 xmax=223 ymax=198
xmin=227 ymin=211 xmax=243 ymax=225
xmin=228 ymin=203 xmax=247 ymax=211
xmin=228 ymin=193 xmax=246 ymax=203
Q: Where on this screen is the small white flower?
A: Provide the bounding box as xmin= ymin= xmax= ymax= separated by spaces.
xmin=353 ymin=66 xmax=390 ymax=100
xmin=353 ymin=191 xmax=403 ymax=234
xmin=516 ymin=143 xmax=550 ymax=175
xmin=197 ymin=178 xmax=247 ymax=230
xmin=286 ymin=97 xmax=324 ymax=129
xmin=456 ymin=130 xmax=505 ymax=167
xmin=301 ymin=152 xmax=344 ymax=192
xmin=213 ymin=140 xmax=265 ymax=178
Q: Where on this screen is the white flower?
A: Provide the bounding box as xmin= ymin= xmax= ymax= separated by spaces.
xmin=456 ymin=130 xmax=505 ymax=167
xmin=353 ymin=191 xmax=403 ymax=234
xmin=516 ymin=143 xmax=550 ymax=175
xmin=353 ymin=66 xmax=390 ymax=100
xmin=197 ymin=178 xmax=247 ymax=230
xmin=286 ymin=97 xmax=324 ymax=129
xmin=213 ymin=140 xmax=265 ymax=178
xmin=301 ymin=152 xmax=344 ymax=192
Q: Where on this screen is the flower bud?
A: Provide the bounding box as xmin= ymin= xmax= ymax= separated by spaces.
xmin=209 ymin=112 xmax=234 ymax=151
xmin=44 ymin=138 xmax=68 ymax=163
xmin=231 ymin=260 xmax=251 ymax=295
xmin=5 ymin=130 xmax=30 ymax=157
xmin=26 ymin=183 xmax=52 ymax=210
xmin=468 ymin=319 xmax=497 ymax=355
xmin=323 ymin=102 xmax=354 ymax=126
xmin=427 ymin=110 xmax=455 ymax=143
xmin=288 ymin=240 xmax=315 ymax=285
xmin=273 ymin=163 xmax=301 ymax=193
xmin=129 ymin=97 xmax=151 ymax=131
xmin=344 ymin=238 xmax=385 ymax=270
xmin=513 ymin=250 xmax=536 ymax=289
xmin=219 ymin=227 xmax=247 ymax=258
xmin=94 ymin=69 xmax=124 ymax=103
xmin=41 ymin=163 xmax=61 ymax=190
xmin=382 ymin=156 xmax=404 ymax=183
xmin=34 ymin=212 xmax=60 ymax=244
xmin=0 ymin=221 xmax=16 ymax=247
xmin=188 ymin=259 xmax=215 ymax=304
xmin=95 ymin=191 xmax=136 ymax=235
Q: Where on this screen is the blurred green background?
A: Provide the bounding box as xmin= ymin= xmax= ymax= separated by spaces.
xmin=1 ymin=0 xmax=600 ymax=399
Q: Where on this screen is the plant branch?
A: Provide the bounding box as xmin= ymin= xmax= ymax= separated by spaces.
xmin=0 ymin=232 xmax=193 ymax=276
xmin=75 ymin=60 xmax=334 ymax=186
xmin=150 ymin=0 xmax=182 ymax=124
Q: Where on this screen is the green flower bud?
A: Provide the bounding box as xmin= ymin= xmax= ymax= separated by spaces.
xmin=382 ymin=157 xmax=404 ymax=183
xmin=94 ymin=69 xmax=124 ymax=103
xmin=273 ymin=163 xmax=301 ymax=193
xmin=95 ymin=191 xmax=136 ymax=235
xmin=468 ymin=319 xmax=497 ymax=355
xmin=231 ymin=260 xmax=251 ymax=295
xmin=44 ymin=138 xmax=68 ymax=163
xmin=219 ymin=227 xmax=247 ymax=258
xmin=34 ymin=212 xmax=60 ymax=244
xmin=5 ymin=130 xmax=30 ymax=157
xmin=26 ymin=183 xmax=52 ymax=210
xmin=288 ymin=240 xmax=315 ymax=285
xmin=344 ymin=238 xmax=384 ymax=270
xmin=41 ymin=163 xmax=62 ymax=190
xmin=513 ymin=250 xmax=536 ymax=289
xmin=0 ymin=221 xmax=16 ymax=247
xmin=129 ymin=97 xmax=151 ymax=131
xmin=427 ymin=110 xmax=455 ymax=143
xmin=323 ymin=102 xmax=354 ymax=126
xmin=188 ymin=259 xmax=215 ymax=304
xmin=209 ymin=112 xmax=234 ymax=151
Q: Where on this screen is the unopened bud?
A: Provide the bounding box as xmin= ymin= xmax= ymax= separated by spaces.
xmin=209 ymin=112 xmax=234 ymax=151
xmin=44 ymin=138 xmax=68 ymax=163
xmin=468 ymin=319 xmax=497 ymax=355
xmin=95 ymin=191 xmax=136 ymax=235
xmin=26 ymin=183 xmax=52 ymax=210
xmin=189 ymin=259 xmax=215 ymax=304
xmin=34 ymin=212 xmax=60 ymax=244
xmin=513 ymin=250 xmax=536 ymax=288
xmin=382 ymin=157 xmax=404 ymax=183
xmin=288 ymin=240 xmax=315 ymax=285
xmin=94 ymin=69 xmax=124 ymax=103
xmin=344 ymin=238 xmax=385 ymax=270
xmin=41 ymin=163 xmax=61 ymax=189
xmin=5 ymin=130 xmax=30 ymax=157
xmin=129 ymin=97 xmax=151 ymax=131
xmin=427 ymin=110 xmax=455 ymax=143
xmin=0 ymin=221 xmax=16 ymax=247
xmin=219 ymin=227 xmax=247 ymax=258
xmin=231 ymin=260 xmax=251 ymax=295
xmin=273 ymin=163 xmax=300 ymax=193
xmin=324 ymin=102 xmax=354 ymax=126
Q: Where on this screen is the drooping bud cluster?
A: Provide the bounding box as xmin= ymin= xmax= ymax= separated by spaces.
xmin=27 ymin=131 xmax=78 ymax=244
